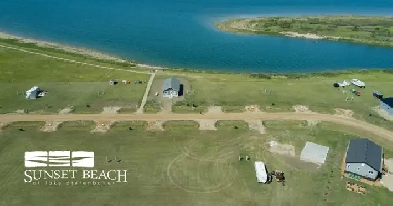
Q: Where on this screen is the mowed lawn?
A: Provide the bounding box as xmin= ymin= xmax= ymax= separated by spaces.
xmin=0 ymin=47 xmax=149 ymax=114
xmin=0 ymin=121 xmax=392 ymax=205
xmin=171 ymin=71 xmax=393 ymax=130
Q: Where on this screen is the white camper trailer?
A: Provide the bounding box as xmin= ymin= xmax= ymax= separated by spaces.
xmin=254 ymin=161 xmax=268 ymax=183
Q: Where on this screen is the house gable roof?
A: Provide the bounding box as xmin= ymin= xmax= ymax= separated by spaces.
xmin=381 ymin=97 xmax=393 ymax=107
xmin=162 ymin=77 xmax=180 ymax=91
xmin=345 ymin=138 xmax=383 ymax=172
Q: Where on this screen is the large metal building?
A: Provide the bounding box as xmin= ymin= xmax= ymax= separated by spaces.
xmin=380 ymin=97 xmax=393 ymax=116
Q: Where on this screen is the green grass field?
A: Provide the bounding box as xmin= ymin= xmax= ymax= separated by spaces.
xmin=170 ymin=71 xmax=393 ymax=131
xmin=0 ymin=42 xmax=149 ymax=114
xmin=0 ymin=121 xmax=392 ymax=205
xmin=1 ymin=38 xmax=393 ymax=205
xmin=216 ymin=15 xmax=393 ymax=47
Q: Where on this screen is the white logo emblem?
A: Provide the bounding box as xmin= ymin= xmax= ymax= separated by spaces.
xmin=24 ymin=151 xmax=94 ymax=168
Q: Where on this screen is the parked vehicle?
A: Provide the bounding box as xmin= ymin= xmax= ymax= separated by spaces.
xmin=333 ymin=80 xmax=350 ymax=88
xmin=351 ymin=79 xmax=365 ymax=88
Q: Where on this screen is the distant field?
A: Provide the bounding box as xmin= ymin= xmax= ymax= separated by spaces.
xmin=0 ymin=44 xmax=149 ymax=114
xmin=0 ymin=121 xmax=392 ymax=205
xmin=216 ymin=15 xmax=393 ymax=47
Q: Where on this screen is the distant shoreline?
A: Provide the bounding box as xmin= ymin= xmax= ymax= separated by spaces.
xmin=0 ymin=31 xmax=166 ymax=70
xmin=216 ymin=15 xmax=393 ymax=48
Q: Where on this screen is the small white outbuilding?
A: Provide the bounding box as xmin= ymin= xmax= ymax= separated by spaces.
xmin=25 ymin=86 xmax=40 ymax=99
xmin=254 ymin=161 xmax=268 ymax=183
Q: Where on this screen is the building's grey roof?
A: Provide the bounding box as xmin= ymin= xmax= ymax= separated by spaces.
xmin=162 ymin=77 xmax=180 ymax=91
xmin=345 ymin=138 xmax=383 ymax=172
xmin=381 ymin=97 xmax=393 ymax=107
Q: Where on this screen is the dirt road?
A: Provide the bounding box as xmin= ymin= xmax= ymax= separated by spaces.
xmin=1 ymin=112 xmax=392 ymax=139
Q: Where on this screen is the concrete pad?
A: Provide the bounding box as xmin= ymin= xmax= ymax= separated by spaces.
xmin=197 ymin=120 xmax=217 ymax=130
xmin=244 ymin=120 xmax=266 ymax=134
xmin=91 ymin=121 xmax=116 ymax=133
xmin=41 ymin=121 xmax=63 ymax=132
xmin=381 ymin=174 xmax=393 ymax=192
xmin=147 ymin=121 xmax=164 ymax=131
xmin=300 ymin=141 xmax=329 ymax=165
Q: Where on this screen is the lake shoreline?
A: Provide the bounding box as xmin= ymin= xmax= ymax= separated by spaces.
xmin=0 ymin=30 xmax=392 ymax=76
xmin=0 ymin=31 xmax=166 ymax=70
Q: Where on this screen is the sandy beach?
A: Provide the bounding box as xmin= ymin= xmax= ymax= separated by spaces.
xmin=0 ymin=31 xmax=165 ymax=70
xmin=279 ymin=31 xmax=341 ymax=40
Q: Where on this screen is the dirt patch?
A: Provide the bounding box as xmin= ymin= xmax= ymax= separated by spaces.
xmin=267 ymin=141 xmax=296 ymax=157
xmin=245 ymin=105 xmax=262 ymax=113
xmin=334 ymin=108 xmax=354 ymax=118
xmin=373 ymin=106 xmax=393 ymax=121
xmin=59 ymin=107 xmax=74 ymax=114
xmin=91 ymin=121 xmax=116 ymax=133
xmin=147 ymin=121 xmax=164 ymax=131
xmin=41 ymin=121 xmax=63 ymax=132
xmin=293 ymin=105 xmax=312 ymax=113
xmin=346 ymin=182 xmax=366 ymax=194
xmin=307 ymin=120 xmax=320 ymax=126
xmin=278 ymin=154 xmax=319 ymax=172
xmin=197 ymin=120 xmax=217 ymax=130
xmin=207 ymin=106 xmax=223 ymax=114
xmin=101 ymin=106 xmax=121 ymax=114
xmin=244 ymin=120 xmax=266 ymax=134
xmin=0 ymin=122 xmax=9 ymax=131
xmin=15 ymin=109 xmax=26 ymax=114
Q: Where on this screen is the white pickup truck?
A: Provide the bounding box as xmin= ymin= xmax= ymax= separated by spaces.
xmin=337 ymin=80 xmax=350 ymax=87
xmin=351 ymin=79 xmax=365 ymax=88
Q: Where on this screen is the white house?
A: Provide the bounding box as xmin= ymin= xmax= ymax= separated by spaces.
xmin=254 ymin=161 xmax=268 ymax=183
xmin=25 ymin=86 xmax=41 ymax=99
xmin=162 ymin=77 xmax=181 ymax=98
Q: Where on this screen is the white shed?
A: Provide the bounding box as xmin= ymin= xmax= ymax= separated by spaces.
xmin=25 ymin=86 xmax=40 ymax=99
xmin=254 ymin=161 xmax=268 ymax=183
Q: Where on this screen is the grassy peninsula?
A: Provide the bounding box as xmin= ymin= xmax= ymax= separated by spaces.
xmin=216 ymin=15 xmax=393 ymax=47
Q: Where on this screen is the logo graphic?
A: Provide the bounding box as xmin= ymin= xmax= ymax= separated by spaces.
xmin=23 ymin=150 xmax=127 ymax=186
xmin=25 ymin=151 xmax=94 ymax=168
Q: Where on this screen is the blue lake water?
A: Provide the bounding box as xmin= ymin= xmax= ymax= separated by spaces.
xmin=0 ymin=0 xmax=393 ymax=73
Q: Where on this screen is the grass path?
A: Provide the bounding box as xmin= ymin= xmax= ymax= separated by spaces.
xmin=136 ymin=73 xmax=156 ymax=113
